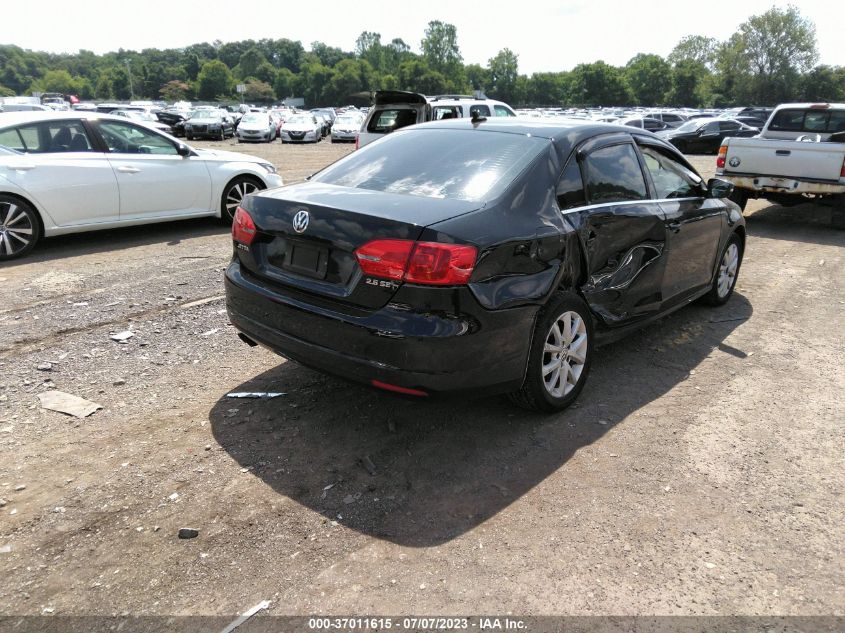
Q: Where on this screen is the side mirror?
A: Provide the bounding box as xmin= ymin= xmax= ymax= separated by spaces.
xmin=707 ymin=178 xmax=734 ymax=199
xmin=176 ymin=143 xmax=192 ymax=157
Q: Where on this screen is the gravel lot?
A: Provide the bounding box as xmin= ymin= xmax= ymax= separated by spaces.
xmin=0 ymin=137 xmax=843 ymax=620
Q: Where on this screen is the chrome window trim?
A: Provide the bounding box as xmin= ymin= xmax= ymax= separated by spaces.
xmin=559 ymin=196 xmax=705 ymax=215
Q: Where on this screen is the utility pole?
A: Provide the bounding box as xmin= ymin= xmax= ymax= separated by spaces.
xmin=125 ymin=59 xmax=134 ymax=100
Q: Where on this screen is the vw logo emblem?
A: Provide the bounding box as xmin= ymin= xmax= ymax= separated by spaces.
xmin=729 ymin=156 xmax=741 ymax=168
xmin=292 ymin=209 xmax=309 ymax=234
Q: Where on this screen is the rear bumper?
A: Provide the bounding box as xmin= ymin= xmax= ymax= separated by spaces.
xmin=719 ymin=173 xmax=845 ymax=196
xmin=225 ymin=261 xmax=536 ymax=396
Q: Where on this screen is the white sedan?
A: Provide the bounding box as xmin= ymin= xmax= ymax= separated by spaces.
xmin=0 ymin=111 xmax=283 ymax=260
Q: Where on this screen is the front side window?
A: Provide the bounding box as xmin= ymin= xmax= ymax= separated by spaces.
xmin=640 ymin=146 xmax=700 ymax=199
xmin=98 ymin=120 xmax=177 ymax=155
xmin=719 ymin=121 xmax=741 ymax=132
xmin=313 ymin=128 xmax=547 ymax=202
xmin=583 ymin=143 xmax=648 ymax=204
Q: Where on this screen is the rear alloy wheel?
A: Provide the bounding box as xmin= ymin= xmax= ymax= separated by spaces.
xmin=221 ymin=177 xmax=263 ymax=224
xmin=509 ymin=292 xmax=593 ymax=412
xmin=702 ymin=233 xmax=743 ymax=306
xmin=0 ymin=195 xmax=41 ymax=261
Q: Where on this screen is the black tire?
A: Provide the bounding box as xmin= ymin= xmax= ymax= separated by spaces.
xmin=0 ymin=195 xmax=42 ymax=261
xmin=509 ymin=291 xmax=594 ymax=412
xmin=220 ymin=176 xmax=264 ymax=225
xmin=728 ymin=188 xmax=749 ymax=212
xmin=218 ymin=129 xmax=225 ymax=141
xmin=701 ymin=232 xmax=743 ymax=306
xmin=186 ymin=134 xmax=194 ymax=141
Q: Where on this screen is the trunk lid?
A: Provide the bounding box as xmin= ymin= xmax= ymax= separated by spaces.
xmin=724 ymin=138 xmax=845 ymax=181
xmin=237 ymin=182 xmax=479 ymax=309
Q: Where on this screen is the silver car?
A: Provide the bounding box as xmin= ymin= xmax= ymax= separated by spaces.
xmin=330 ymin=113 xmax=365 ymax=143
xmin=236 ymin=113 xmax=277 ymax=143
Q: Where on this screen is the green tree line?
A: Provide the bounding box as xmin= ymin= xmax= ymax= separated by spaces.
xmin=1 ymin=6 xmax=842 ymax=108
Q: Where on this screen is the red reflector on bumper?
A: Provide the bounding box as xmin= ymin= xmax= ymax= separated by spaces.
xmin=371 ymin=380 xmax=429 ymax=397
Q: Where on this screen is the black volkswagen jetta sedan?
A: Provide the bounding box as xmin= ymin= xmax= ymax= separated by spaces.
xmin=226 ymin=118 xmax=745 ymax=411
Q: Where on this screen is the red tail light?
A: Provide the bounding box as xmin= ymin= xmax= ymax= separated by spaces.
xmin=841 ymin=157 xmax=845 ymax=178
xmin=716 ymin=145 xmax=728 ymax=169
xmin=232 ymin=206 xmax=257 ymax=245
xmin=354 ymin=239 xmax=478 ymax=286
xmin=354 ymin=134 xmax=360 ymax=150
xmin=355 ymin=239 xmax=414 ymax=279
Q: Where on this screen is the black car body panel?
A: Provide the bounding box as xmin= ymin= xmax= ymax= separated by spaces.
xmin=226 ymin=118 xmax=745 ymax=397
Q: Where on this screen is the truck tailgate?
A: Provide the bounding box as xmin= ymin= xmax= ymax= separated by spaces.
xmin=724 ymin=138 xmax=845 ymax=181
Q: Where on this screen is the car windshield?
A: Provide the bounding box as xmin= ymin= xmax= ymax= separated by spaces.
xmin=241 ymin=114 xmax=266 ymax=124
xmin=676 ymin=120 xmax=704 ymax=132
xmin=313 ymin=128 xmax=548 ymax=202
xmin=192 ymin=111 xmax=219 ymax=121
xmin=287 ymin=115 xmax=312 ymax=124
xmin=336 ymin=115 xmax=361 ymax=125
xmin=125 ymin=111 xmax=156 ymax=122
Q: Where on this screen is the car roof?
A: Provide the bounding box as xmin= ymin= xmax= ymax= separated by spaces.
xmin=0 ymin=111 xmax=155 ymax=128
xmin=412 ymin=116 xmax=666 ymax=145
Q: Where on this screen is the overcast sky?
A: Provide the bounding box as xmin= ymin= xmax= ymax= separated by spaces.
xmin=1 ymin=0 xmax=842 ymax=75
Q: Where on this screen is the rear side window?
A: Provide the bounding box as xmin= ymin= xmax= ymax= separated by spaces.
xmin=367 ymin=108 xmax=418 ymax=133
xmin=0 ymin=121 xmax=93 ymax=153
xmin=583 ymin=143 xmax=647 ymax=204
xmin=433 ymin=106 xmax=461 ymax=120
xmin=555 ymin=159 xmax=586 ymax=210
xmin=313 ymin=128 xmax=547 ymax=202
xmin=719 ymin=121 xmax=741 ymax=132
xmin=0 ymin=128 xmax=25 ymax=152
xmin=470 ymin=105 xmax=491 ymax=117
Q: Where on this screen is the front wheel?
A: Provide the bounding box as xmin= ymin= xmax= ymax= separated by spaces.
xmin=0 ymin=195 xmax=42 ymax=261
xmin=701 ymin=233 xmax=743 ymax=306
xmin=221 ymin=176 xmax=263 ymax=224
xmin=509 ymin=292 xmax=593 ymax=412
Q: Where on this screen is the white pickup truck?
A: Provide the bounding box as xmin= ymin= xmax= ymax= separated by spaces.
xmin=715 ymin=103 xmax=845 ymax=228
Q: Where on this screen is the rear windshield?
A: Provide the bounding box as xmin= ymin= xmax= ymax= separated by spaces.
xmin=313 ymin=128 xmax=548 ymax=202
xmin=768 ymin=108 xmax=845 ymax=133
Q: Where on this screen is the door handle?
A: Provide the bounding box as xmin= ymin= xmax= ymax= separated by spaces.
xmin=775 ymin=150 xmax=791 ymax=156
xmin=116 ymin=166 xmax=141 ymax=174
xmin=12 ymin=164 xmax=36 ymax=171
xmin=668 ymin=221 xmax=682 ymax=233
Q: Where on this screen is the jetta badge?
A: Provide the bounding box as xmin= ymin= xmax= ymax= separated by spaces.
xmin=729 ymin=156 xmax=741 ymax=168
xmin=292 ymin=209 xmax=310 ymax=233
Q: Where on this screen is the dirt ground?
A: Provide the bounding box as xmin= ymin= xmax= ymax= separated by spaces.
xmin=0 ymin=136 xmax=843 ymax=622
